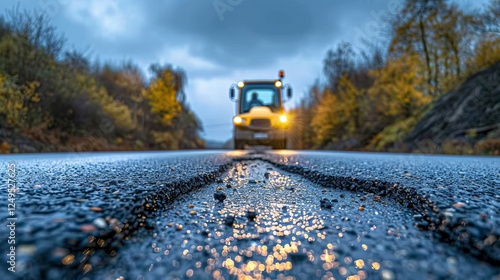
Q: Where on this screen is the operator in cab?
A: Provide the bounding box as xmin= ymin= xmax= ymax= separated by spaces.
xmin=248 ymin=92 xmax=264 ymax=108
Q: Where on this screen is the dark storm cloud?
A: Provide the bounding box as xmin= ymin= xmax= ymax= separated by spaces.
xmin=1 ymin=0 xmax=397 ymax=69
xmin=144 ymin=0 xmax=393 ymax=68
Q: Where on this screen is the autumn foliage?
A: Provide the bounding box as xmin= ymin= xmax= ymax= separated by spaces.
xmin=290 ymin=0 xmax=499 ymax=154
xmin=0 ymin=10 xmax=204 ymax=152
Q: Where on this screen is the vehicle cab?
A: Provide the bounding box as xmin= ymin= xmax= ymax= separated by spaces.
xmin=229 ymin=70 xmax=292 ymax=149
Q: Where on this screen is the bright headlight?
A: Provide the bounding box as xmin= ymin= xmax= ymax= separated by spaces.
xmin=233 ymin=116 xmax=243 ymax=124
xmin=279 ymin=115 xmax=287 ymax=123
xmin=275 ymin=80 xmax=282 ymax=87
xmin=237 ymin=81 xmax=244 ymax=88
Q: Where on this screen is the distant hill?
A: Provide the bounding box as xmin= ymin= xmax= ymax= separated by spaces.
xmin=406 ymin=62 xmax=500 ymax=154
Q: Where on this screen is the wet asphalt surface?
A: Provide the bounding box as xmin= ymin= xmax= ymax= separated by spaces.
xmin=0 ymin=150 xmax=498 ymax=279
xmin=260 ymin=151 xmax=500 ymax=267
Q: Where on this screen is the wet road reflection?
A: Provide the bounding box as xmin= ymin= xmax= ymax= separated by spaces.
xmin=93 ymin=161 xmax=496 ymax=279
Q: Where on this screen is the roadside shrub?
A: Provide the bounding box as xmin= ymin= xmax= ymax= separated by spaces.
xmin=442 ymin=139 xmax=474 ymax=155
xmin=475 ymin=139 xmax=500 ymax=155
xmin=0 ymin=74 xmax=51 ymax=129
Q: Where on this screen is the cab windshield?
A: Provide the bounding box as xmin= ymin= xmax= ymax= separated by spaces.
xmin=240 ymin=84 xmax=280 ymax=113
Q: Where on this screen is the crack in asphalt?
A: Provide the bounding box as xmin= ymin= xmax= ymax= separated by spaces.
xmin=88 ymin=160 xmax=498 ymax=280
xmin=254 ymin=154 xmax=499 ymax=267
xmin=1 ymin=155 xmax=234 ymax=280
xmin=66 ymin=162 xmax=234 ymax=274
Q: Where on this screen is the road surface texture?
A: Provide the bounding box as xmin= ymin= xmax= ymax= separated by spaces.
xmin=0 ymin=151 xmax=498 ymax=280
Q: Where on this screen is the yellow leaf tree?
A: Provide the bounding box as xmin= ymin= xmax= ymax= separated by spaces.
xmin=311 ymin=76 xmax=364 ymax=148
xmin=466 ymin=36 xmax=500 ymax=75
xmin=0 ymin=74 xmax=44 ymax=128
xmin=143 ymin=68 xmax=182 ymax=127
xmin=311 ymin=90 xmax=341 ymax=147
xmin=368 ymin=55 xmax=431 ymax=124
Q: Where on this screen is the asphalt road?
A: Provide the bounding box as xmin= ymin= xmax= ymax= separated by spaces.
xmin=0 ymin=150 xmax=498 ymax=280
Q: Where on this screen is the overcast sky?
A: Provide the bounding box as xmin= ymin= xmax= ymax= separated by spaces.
xmin=0 ymin=0 xmax=490 ymax=142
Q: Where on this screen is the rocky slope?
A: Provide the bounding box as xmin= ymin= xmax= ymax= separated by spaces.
xmin=406 ymin=62 xmax=500 ymax=153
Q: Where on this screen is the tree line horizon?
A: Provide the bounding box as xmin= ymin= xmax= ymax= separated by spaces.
xmin=0 ymin=0 xmax=498 ymax=153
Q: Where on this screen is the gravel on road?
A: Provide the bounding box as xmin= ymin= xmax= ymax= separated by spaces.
xmin=0 ymin=151 xmax=498 ymax=279
xmin=260 ymin=151 xmax=500 ymax=266
xmin=0 ymin=152 xmax=239 ymax=279
xmin=90 ymin=160 xmax=499 ymax=280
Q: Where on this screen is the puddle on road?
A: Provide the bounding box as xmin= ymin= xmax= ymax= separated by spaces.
xmin=93 ymin=161 xmax=496 ymax=280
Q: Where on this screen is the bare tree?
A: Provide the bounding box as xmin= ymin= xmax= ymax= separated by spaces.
xmin=323 ymin=41 xmax=356 ymax=92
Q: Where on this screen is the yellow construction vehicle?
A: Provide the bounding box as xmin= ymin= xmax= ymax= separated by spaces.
xmin=229 ymin=70 xmax=292 ymax=149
